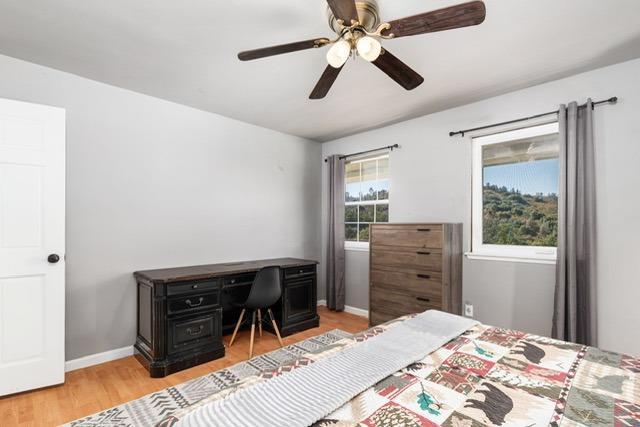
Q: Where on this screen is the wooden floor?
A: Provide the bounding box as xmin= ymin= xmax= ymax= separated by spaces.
xmin=0 ymin=307 xmax=368 ymax=426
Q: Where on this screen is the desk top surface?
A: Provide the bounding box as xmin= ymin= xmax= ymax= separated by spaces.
xmin=134 ymin=257 xmax=318 ymax=284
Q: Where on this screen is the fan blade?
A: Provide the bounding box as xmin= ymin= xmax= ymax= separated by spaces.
xmin=327 ymin=0 xmax=359 ymax=25
xmin=238 ymin=38 xmax=329 ymax=61
xmin=372 ymin=50 xmax=424 ymax=90
xmin=310 ymin=65 xmax=344 ymax=99
xmin=382 ymin=1 xmax=486 ymax=38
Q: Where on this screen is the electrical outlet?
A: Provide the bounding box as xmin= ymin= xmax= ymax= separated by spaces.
xmin=464 ymin=303 xmax=474 ymax=318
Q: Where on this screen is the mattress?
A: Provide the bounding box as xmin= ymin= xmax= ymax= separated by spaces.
xmin=160 ymin=313 xmax=640 ymax=427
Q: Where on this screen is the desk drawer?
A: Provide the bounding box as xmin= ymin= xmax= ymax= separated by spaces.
xmin=168 ymin=310 xmax=221 ymax=355
xmin=284 ymin=265 xmax=316 ymax=280
xmin=168 ymin=292 xmax=219 ymax=315
xmin=168 ymin=279 xmax=219 ymax=296
xmin=223 ymin=273 xmax=255 ymax=288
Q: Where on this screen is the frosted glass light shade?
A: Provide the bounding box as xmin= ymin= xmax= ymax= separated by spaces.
xmin=356 ymin=36 xmax=382 ymax=62
xmin=326 ymin=40 xmax=351 ymax=68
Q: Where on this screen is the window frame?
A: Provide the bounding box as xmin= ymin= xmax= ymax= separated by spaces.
xmin=344 ymin=153 xmax=390 ymax=251
xmin=470 ymin=122 xmax=559 ymax=264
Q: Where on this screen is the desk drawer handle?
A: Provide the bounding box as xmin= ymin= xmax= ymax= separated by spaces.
xmin=185 ymin=297 xmax=204 ymax=308
xmin=416 ymin=297 xmax=431 ymax=303
xmin=417 ymin=274 xmax=431 ymax=279
xmin=191 ymin=284 xmax=199 ymax=290
xmin=416 ymin=251 xmax=431 ymax=255
xmin=186 ymin=325 xmax=204 ymax=336
xmin=417 ymin=228 xmax=431 ymax=232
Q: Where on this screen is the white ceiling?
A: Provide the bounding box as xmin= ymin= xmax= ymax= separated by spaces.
xmin=0 ymin=0 xmax=639 ymax=141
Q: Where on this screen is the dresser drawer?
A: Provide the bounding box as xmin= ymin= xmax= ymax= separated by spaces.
xmin=371 ymin=225 xmax=443 ymax=249
xmin=371 ymin=268 xmax=443 ymax=298
xmin=167 ymin=279 xmax=220 ymax=296
xmin=168 ymin=310 xmax=221 ymax=355
xmin=371 ymin=246 xmax=442 ymax=272
xmin=168 ymin=292 xmax=219 ymax=315
xmin=370 ymin=309 xmax=401 ymax=327
xmin=370 ymin=286 xmax=441 ymax=318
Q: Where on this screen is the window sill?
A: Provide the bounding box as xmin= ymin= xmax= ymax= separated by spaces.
xmin=465 ymin=252 xmax=556 ymax=265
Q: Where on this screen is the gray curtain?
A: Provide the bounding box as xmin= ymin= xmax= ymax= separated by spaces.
xmin=326 ymin=155 xmax=346 ymax=311
xmin=552 ymin=100 xmax=597 ymax=346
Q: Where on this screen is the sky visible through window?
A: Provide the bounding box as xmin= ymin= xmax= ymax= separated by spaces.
xmin=484 ymin=158 xmax=559 ymax=195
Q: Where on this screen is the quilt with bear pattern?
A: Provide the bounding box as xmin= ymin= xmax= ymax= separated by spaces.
xmin=163 ymin=314 xmax=640 ymax=427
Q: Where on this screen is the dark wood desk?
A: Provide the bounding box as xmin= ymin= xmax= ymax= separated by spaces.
xmin=133 ymin=258 xmax=319 ymax=377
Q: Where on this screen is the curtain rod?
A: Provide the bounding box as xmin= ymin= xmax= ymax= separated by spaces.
xmin=449 ymin=96 xmax=618 ymax=138
xmin=324 ymin=144 xmax=399 ymax=162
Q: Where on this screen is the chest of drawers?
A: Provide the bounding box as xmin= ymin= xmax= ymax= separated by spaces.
xmin=369 ymin=223 xmax=462 ymax=326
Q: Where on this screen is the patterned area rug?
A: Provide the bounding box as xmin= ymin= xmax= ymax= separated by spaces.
xmin=65 ymin=329 xmax=351 ymax=427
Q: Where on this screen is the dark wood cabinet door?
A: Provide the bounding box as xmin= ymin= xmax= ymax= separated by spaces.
xmin=283 ymin=279 xmax=315 ymax=323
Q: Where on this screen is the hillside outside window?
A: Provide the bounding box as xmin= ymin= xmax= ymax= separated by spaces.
xmin=471 ymin=122 xmax=559 ymax=263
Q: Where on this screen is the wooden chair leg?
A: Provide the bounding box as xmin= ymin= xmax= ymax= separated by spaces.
xmin=257 ymin=309 xmax=263 ymax=338
xmin=228 ymin=309 xmax=245 ymax=347
xmin=248 ymin=310 xmax=256 ymax=359
xmin=267 ymin=308 xmax=284 ymax=347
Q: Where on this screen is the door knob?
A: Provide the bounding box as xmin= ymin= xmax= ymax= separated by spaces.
xmin=48 ymin=254 xmax=60 ymax=263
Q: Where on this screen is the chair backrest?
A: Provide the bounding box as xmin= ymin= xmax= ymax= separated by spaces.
xmin=245 ymin=266 xmax=282 ymax=309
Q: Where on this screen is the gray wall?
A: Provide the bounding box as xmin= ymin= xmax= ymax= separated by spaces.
xmin=321 ymin=58 xmax=640 ymax=356
xmin=0 ymin=54 xmax=322 ymax=360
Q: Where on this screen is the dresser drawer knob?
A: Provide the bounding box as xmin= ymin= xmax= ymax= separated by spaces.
xmin=416 ymin=297 xmax=431 ymax=303
xmin=230 ymin=279 xmax=236 ymax=284
xmin=186 ymin=325 xmax=204 ymax=336
xmin=416 ymin=251 xmax=431 ymax=255
xmin=185 ymin=297 xmax=204 ymax=308
xmin=417 ymin=274 xmax=431 ymax=279
xmin=192 ymin=284 xmax=199 ymax=289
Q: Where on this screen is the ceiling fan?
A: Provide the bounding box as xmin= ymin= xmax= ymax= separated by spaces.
xmin=237 ymin=0 xmax=486 ymax=99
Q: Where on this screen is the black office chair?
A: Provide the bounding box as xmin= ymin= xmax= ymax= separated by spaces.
xmin=228 ymin=266 xmax=284 ymax=358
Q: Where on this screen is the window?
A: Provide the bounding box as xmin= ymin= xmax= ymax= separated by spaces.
xmin=345 ymin=154 xmax=389 ymax=249
xmin=471 ymin=122 xmax=559 ymax=263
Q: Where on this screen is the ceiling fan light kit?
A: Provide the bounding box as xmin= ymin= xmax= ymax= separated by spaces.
xmin=326 ymin=38 xmax=352 ymax=68
xmin=238 ymin=0 xmax=486 ymax=99
xmin=356 ymin=36 xmax=382 ymax=62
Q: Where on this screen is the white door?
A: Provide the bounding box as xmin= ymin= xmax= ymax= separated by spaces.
xmin=0 ymin=98 xmax=65 ymax=396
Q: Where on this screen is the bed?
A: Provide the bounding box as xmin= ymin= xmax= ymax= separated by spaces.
xmin=159 ymin=311 xmax=639 ymax=427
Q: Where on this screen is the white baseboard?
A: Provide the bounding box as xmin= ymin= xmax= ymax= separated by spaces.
xmin=65 ymin=345 xmax=134 ymax=372
xmin=317 ymin=300 xmax=368 ymax=318
xmin=343 ymin=305 xmax=369 ymax=318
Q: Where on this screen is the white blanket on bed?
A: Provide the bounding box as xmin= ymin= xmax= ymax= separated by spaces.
xmin=177 ymin=310 xmax=477 ymax=427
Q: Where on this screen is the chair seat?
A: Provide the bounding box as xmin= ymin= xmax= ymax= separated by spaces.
xmin=230 ymin=299 xmax=245 ymax=309
xmin=230 ymin=300 xmax=270 ymax=310
xmin=244 ymin=301 xmax=274 ymax=310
